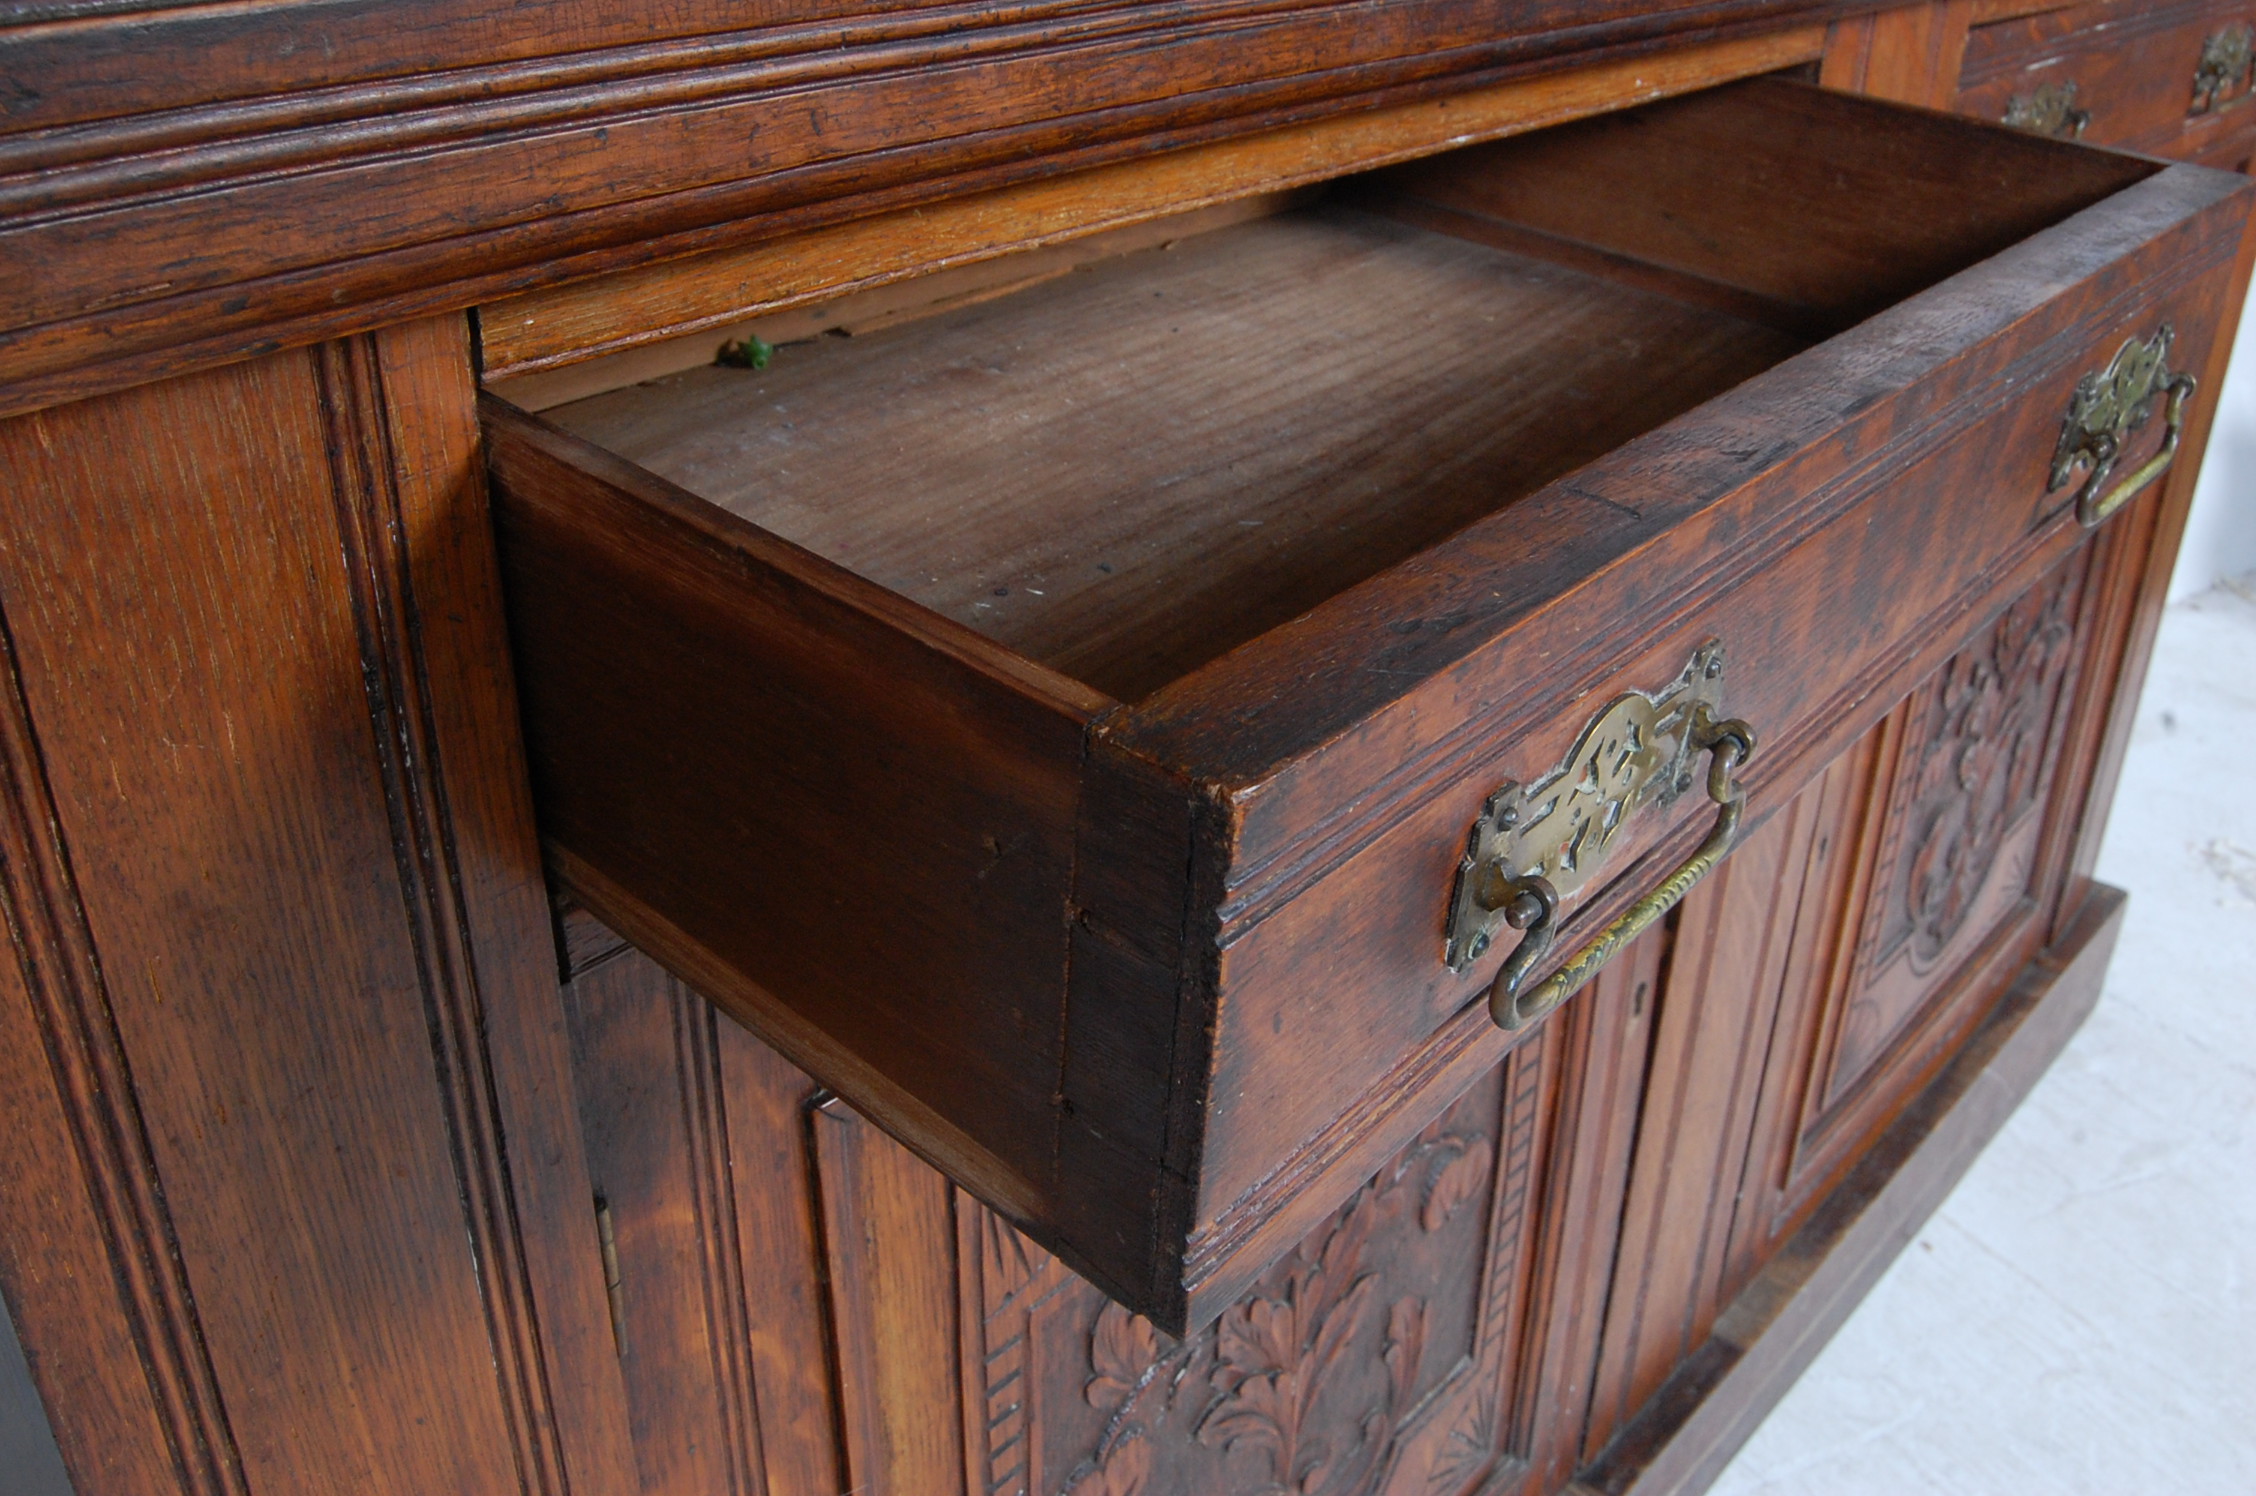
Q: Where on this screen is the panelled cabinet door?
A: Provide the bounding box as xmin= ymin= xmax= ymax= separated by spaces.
xmin=560 ymin=928 xmax=1676 ymax=1496
xmin=1574 ymin=534 xmax=2134 ymax=1475
xmin=1737 ymin=542 xmax=2114 ymax=1260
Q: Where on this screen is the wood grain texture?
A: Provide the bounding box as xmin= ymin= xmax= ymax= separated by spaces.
xmin=813 ymin=1099 xmax=966 ymax=1496
xmin=1102 ymin=80 xmax=2176 ymax=816
xmin=1356 ymin=77 xmax=2134 ymax=330
xmin=1769 ymin=552 xmax=2100 ymax=1223
xmin=485 ymin=393 xmax=1099 ymax=1238
xmin=2050 ymin=122 xmax=2256 ymax=925
xmin=1722 ymin=735 xmax=1887 ymax=1277
xmin=556 ymin=938 xmax=852 ymax=1496
xmin=486 ymin=194 xmax=1303 ymax=408
xmin=1573 ymin=884 xmax=2127 ymax=1496
xmin=1156 ymin=143 xmax=2242 ymax=1304
xmin=1818 ymin=0 xmax=1971 ymax=107
xmin=1966 ymin=0 xmax=2075 ymax=22
xmin=1510 ymin=937 xmax=1668 ymax=1496
xmin=533 ymin=804 xmax=2136 ymax=1496
xmin=477 ymin=28 xmax=1825 ymax=381
xmin=1577 ymin=793 xmax=1829 ymax=1464
xmin=0 ymin=3 xmax=1867 ymax=418
xmin=557 ymin=933 xmax=1639 ymax=1496
xmin=1824 ymin=561 xmax=2088 ymax=1105
xmin=564 ymin=955 xmax=768 ymax=1496
xmin=956 ymin=1066 xmax=1522 ymax=1496
xmin=0 ymin=502 xmax=242 ymax=1496
xmin=352 ymin=319 xmax=641 ymax=1496
xmin=717 ymin=1025 xmax=847 ymax=1496
xmin=1 ymin=12 xmax=2247 ymax=1496
xmin=547 ymin=204 xmax=1799 ymax=701
xmin=0 ymin=319 xmax=635 ymax=1496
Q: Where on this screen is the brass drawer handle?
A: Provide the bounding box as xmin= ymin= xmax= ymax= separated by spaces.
xmin=2193 ymin=24 xmax=2255 ymax=114
xmin=2049 ymin=326 xmax=2199 ymax=529
xmin=1442 ymin=643 xmax=1757 ymax=1031
xmin=2004 ymin=81 xmax=2091 ymax=138
xmin=1486 ymin=711 xmax=1754 ymax=1030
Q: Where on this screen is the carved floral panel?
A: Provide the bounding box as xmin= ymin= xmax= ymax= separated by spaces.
xmin=962 ymin=1045 xmax=1552 ymax=1496
xmin=1879 ymin=565 xmax=2080 ymax=971
xmin=1828 ymin=553 xmax=2087 ymax=1106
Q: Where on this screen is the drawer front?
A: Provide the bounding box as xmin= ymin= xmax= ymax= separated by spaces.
xmin=1959 ymin=0 xmax=2256 ymax=166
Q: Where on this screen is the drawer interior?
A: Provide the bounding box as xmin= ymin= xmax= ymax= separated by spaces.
xmin=536 ymin=81 xmax=2150 ymax=703
xmin=549 ymin=209 xmax=1798 ymax=701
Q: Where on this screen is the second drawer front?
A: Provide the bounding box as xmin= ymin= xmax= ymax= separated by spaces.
xmin=1959 ymin=0 xmax=2256 ymax=166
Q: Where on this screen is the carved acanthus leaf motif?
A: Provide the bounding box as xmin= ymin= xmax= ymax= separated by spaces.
xmin=1087 ymin=1302 xmax=1163 ymax=1410
xmin=1419 ymin=1137 xmax=1493 ymax=1233
xmin=1383 ymin=1298 xmax=1426 ymax=1410
xmin=1055 ymin=1126 xmax=1494 ymax=1496
xmin=1201 ymin=1272 xmax=1378 ymax=1492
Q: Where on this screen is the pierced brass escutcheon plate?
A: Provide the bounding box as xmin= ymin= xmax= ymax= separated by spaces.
xmin=1443 ymin=642 xmax=1727 ymax=974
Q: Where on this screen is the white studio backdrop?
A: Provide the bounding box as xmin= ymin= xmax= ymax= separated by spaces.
xmin=2176 ymin=295 xmax=2256 ymax=598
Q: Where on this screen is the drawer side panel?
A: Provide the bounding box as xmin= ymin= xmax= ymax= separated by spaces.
xmin=484 ymin=399 xmax=1092 ymax=1221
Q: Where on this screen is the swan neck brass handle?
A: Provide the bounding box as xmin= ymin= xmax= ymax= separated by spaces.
xmin=1487 ymin=710 xmax=1755 ymax=1031
xmin=2051 ymin=326 xmax=2200 ymax=530
xmin=2077 ymin=375 xmax=2195 ymax=528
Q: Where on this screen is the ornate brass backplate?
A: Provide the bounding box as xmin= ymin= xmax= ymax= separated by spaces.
xmin=1443 ymin=643 xmax=1726 ymax=973
xmin=2048 ymin=325 xmax=2199 ymax=528
xmin=2003 ymin=81 xmax=2091 ymax=138
xmin=2193 ymin=24 xmax=2256 ymax=114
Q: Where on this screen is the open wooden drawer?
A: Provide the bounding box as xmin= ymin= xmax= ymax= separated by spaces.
xmin=484 ymin=77 xmax=2252 ymax=1332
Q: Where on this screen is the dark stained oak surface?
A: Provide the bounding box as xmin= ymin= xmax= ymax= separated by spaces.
xmin=1957 ymin=0 xmax=2256 ymax=157
xmin=0 ymin=318 xmax=638 ymax=1496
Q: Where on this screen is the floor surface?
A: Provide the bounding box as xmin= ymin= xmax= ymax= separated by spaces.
xmin=1709 ymin=577 xmax=2256 ymax=1496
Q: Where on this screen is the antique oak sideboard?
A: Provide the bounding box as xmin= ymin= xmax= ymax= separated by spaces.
xmin=1 ymin=4 xmax=2249 ymax=1496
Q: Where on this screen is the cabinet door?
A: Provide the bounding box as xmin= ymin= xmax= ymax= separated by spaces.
xmin=1735 ymin=546 xmax=2105 ymax=1258
xmin=559 ymin=918 xmax=1683 ymax=1496
xmin=1575 ymin=538 xmax=2119 ymax=1471
xmin=1574 ymin=747 xmax=1878 ymax=1466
